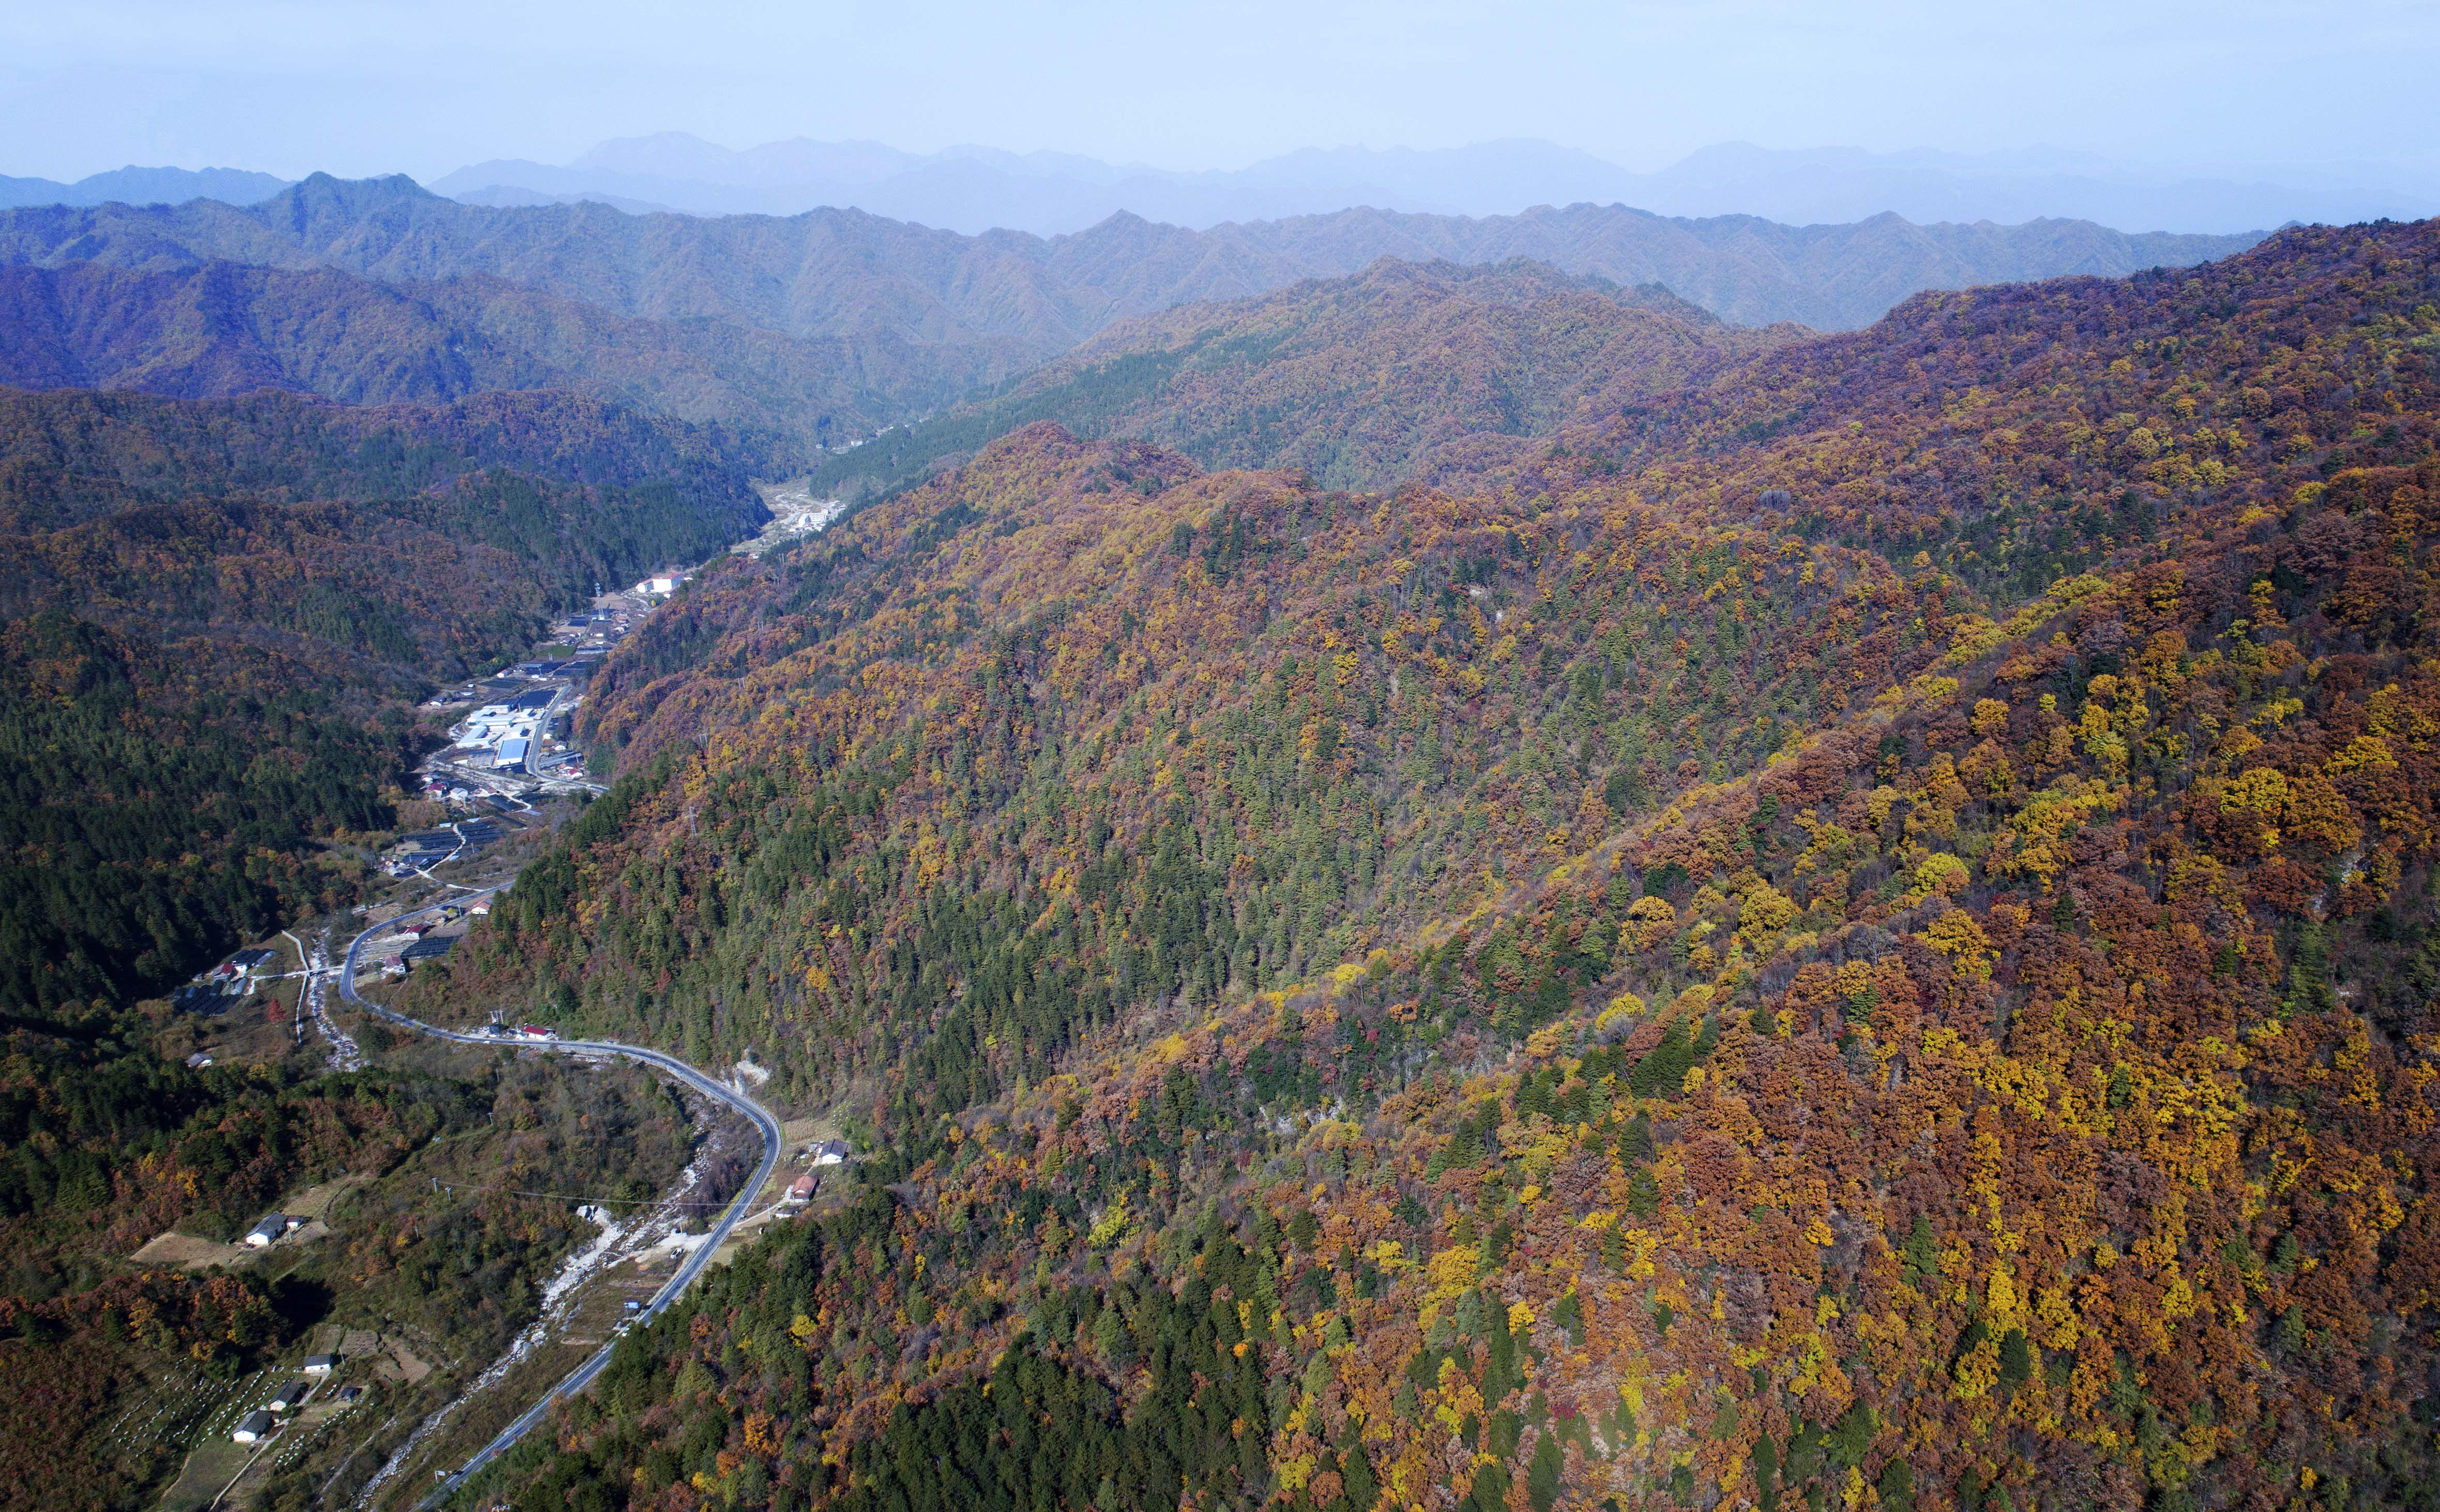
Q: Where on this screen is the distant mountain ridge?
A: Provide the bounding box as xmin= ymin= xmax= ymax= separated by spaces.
xmin=431 ymin=132 xmax=2424 ymax=236
xmin=0 ymin=178 xmax=2264 ymax=398
xmin=0 ymin=165 xmax=290 ymax=210
xmin=10 ymin=139 xmax=2421 ymax=238
xmin=431 ymin=136 xmax=1655 ymax=235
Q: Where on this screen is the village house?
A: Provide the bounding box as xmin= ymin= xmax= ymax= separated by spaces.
xmin=243 ymin=1214 xmax=297 ymax=1248
xmin=232 ymin=1411 xmax=275 ymax=1444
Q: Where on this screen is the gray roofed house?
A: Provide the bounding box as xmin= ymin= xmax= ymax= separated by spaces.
xmin=243 ymin=1214 xmax=294 ymax=1247
xmin=265 ymin=1380 xmax=309 ymax=1412
xmin=304 ymin=1353 xmax=340 ymax=1375
xmin=232 ymin=1410 xmax=275 ymax=1443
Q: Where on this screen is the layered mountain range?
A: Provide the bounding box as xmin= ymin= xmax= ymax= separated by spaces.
xmin=0 ymin=175 xmax=2262 ymax=457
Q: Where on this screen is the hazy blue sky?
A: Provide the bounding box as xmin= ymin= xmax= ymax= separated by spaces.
xmin=5 ymin=0 xmax=2436 ymax=181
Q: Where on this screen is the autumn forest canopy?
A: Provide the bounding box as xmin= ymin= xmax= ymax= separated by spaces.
xmin=430 ymin=218 xmax=2440 ymax=1512
xmin=3 ymin=183 xmax=2440 ymax=1512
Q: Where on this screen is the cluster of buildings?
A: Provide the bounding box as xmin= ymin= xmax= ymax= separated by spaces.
xmin=230 ymin=1354 xmax=359 ymax=1443
xmin=421 ymin=605 xmax=632 ymax=785
xmin=442 ymin=684 xmax=570 ymax=776
xmin=781 ymin=1139 xmax=852 ymax=1205
xmin=172 ymin=947 xmax=277 ymax=1015
xmin=431 ymin=666 xmax=598 ymax=784
xmin=415 ymin=590 xmax=677 ymax=802
xmin=367 ymin=900 xmax=487 ymax=975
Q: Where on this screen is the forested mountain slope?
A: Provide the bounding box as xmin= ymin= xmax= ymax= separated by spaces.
xmin=808 ymin=259 xmax=1806 ymax=496
xmin=0 ymin=386 xmax=767 ymax=1023
xmin=0 ymin=177 xmax=2259 ymax=445
xmin=415 ymin=218 xmax=2440 ymax=1512
xmin=0 ymin=385 xmax=764 ymax=532
xmin=0 ymin=261 xmax=898 ymax=444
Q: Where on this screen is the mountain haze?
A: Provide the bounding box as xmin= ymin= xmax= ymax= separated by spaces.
xmin=432 ymin=133 xmax=2418 ymax=236
xmin=0 ymin=175 xmax=2268 ymax=463
xmin=0 ymin=173 xmax=2262 ymax=352
xmin=0 ymin=139 xmax=2405 ymax=235
xmin=0 ymin=165 xmax=290 ymax=211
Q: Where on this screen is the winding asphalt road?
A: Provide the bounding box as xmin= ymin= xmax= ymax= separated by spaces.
xmin=336 ymin=891 xmax=783 ymax=1508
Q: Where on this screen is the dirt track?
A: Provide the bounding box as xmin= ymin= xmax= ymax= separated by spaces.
xmin=130 ymin=1232 xmax=250 ymax=1269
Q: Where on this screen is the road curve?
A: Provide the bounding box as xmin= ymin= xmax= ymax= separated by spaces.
xmin=336 ymin=892 xmax=784 ymax=1508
